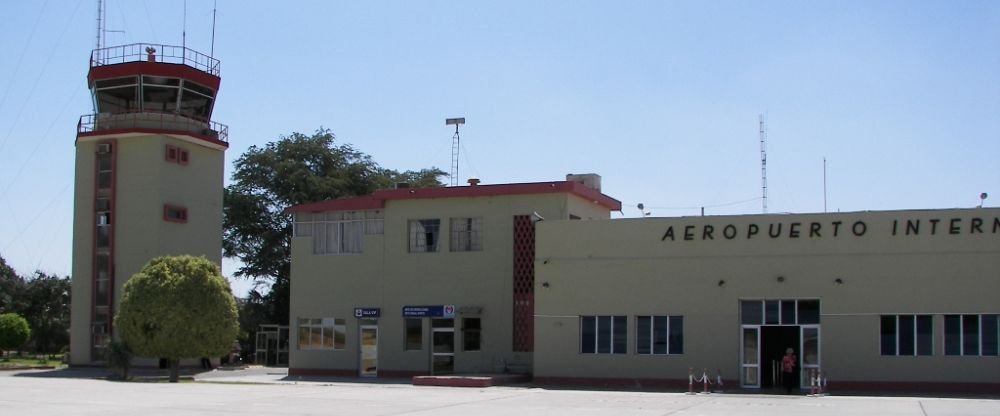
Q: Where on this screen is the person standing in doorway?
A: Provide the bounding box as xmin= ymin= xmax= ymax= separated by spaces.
xmin=782 ymin=347 xmax=797 ymax=393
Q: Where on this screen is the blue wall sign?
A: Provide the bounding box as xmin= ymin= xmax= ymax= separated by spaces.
xmin=402 ymin=305 xmax=455 ymax=318
xmin=354 ymin=308 xmax=381 ymax=318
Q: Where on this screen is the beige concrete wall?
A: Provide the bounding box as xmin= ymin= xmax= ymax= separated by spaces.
xmin=289 ymin=192 xmax=611 ymax=375
xmin=69 ymin=142 xmax=97 ymax=364
xmin=534 ymin=208 xmax=1000 ymax=385
xmin=70 ymin=134 xmax=224 ymax=364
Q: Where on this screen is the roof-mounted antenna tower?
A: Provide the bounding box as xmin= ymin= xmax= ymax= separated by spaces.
xmin=759 ymin=113 xmax=768 ymax=214
xmin=446 ymin=117 xmax=465 ymax=187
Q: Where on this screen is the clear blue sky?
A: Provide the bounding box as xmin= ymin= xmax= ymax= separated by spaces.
xmin=1 ymin=1 xmax=997 ymax=296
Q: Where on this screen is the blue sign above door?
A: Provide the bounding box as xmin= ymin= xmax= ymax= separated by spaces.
xmin=402 ymin=305 xmax=455 ymax=318
xmin=354 ymin=308 xmax=381 ymax=318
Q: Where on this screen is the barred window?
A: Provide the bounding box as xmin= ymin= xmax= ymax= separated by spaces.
xmin=450 ymin=217 xmax=483 ymax=252
xmin=294 ymin=210 xmax=383 ymax=255
xmin=408 ymin=219 xmax=440 ymax=253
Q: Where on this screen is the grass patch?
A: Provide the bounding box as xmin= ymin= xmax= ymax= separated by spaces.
xmin=0 ymin=354 xmax=65 ymax=368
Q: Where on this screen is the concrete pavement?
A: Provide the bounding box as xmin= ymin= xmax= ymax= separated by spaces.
xmin=2 ymin=368 xmax=997 ymax=416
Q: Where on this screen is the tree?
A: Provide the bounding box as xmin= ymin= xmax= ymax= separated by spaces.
xmin=223 ymin=128 xmax=445 ymax=325
xmin=115 ymin=255 xmax=239 ymax=382
xmin=21 ymin=272 xmax=71 ymax=354
xmin=0 ymin=313 xmax=31 ymax=357
xmin=0 ymin=256 xmax=27 ymax=314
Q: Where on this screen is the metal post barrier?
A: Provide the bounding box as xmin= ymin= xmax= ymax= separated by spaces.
xmin=702 ymin=368 xmax=710 ymax=393
xmin=687 ymin=367 xmax=695 ymax=395
xmin=715 ymin=369 xmax=724 ymax=393
xmin=809 ymin=368 xmax=818 ymax=395
xmin=820 ymin=370 xmax=827 ymax=396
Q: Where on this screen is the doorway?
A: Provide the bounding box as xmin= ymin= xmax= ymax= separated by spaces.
xmin=431 ymin=318 xmax=455 ymax=375
xmin=761 ymin=326 xmax=800 ymax=389
xmin=359 ymin=325 xmax=378 ymax=377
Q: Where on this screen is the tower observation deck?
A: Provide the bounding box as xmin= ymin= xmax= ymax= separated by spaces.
xmin=77 ymin=43 xmax=228 ymax=147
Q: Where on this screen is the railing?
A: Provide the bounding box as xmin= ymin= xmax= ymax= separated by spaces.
xmin=91 ymin=43 xmax=220 ymax=76
xmin=78 ymin=112 xmax=229 ymax=144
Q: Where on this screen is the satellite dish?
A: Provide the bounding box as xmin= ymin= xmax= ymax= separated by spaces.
xmin=981 ymin=192 xmax=988 ymax=200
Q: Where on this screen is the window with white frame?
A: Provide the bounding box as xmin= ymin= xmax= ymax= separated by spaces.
xmin=880 ymin=315 xmax=932 ymax=356
xmin=408 ymin=219 xmax=440 ymax=253
xmin=297 ymin=317 xmax=346 ymax=350
xmin=636 ymin=315 xmax=684 ymax=355
xmin=944 ymin=314 xmax=999 ymax=356
xmin=450 ymin=217 xmax=483 ymax=252
xmin=294 ymin=210 xmax=383 ymax=255
xmin=580 ymin=315 xmax=627 ymax=354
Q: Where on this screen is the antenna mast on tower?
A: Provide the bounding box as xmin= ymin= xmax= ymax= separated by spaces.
xmin=759 ymin=114 xmax=768 ymax=214
xmin=95 ymin=0 xmax=106 ymax=62
xmin=446 ymin=117 xmax=465 ymax=186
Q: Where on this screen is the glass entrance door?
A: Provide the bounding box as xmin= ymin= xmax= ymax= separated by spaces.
xmin=741 ymin=326 xmax=760 ymax=387
xmin=801 ymin=325 xmax=820 ymax=386
xmin=431 ymin=319 xmax=455 ymax=375
xmin=359 ymin=325 xmax=378 ymax=377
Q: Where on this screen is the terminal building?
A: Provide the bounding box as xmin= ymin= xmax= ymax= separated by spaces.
xmin=287 ymin=174 xmax=1000 ymax=392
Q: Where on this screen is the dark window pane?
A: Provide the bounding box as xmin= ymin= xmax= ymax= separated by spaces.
xmin=963 ymin=315 xmax=980 ymax=356
xmin=781 ymin=300 xmax=797 ymax=325
xmin=597 ymin=316 xmax=611 ymax=353
xmin=798 ymin=300 xmax=820 ymax=324
xmin=669 ymin=316 xmax=684 ymax=354
xmin=880 ymin=315 xmax=897 ymax=356
xmin=982 ymin=315 xmax=998 ymax=356
xmin=944 ymin=315 xmax=961 ymax=355
xmin=765 ymin=300 xmax=780 ymax=324
xmin=916 ymin=315 xmax=933 ymax=356
xmin=142 ymin=85 xmax=179 ymax=112
xmin=898 ymin=315 xmax=915 ymax=355
xmin=612 ymin=316 xmax=628 ymax=354
xmin=636 ymin=316 xmax=651 ymax=354
xmin=653 ymin=316 xmax=669 ymax=354
xmin=741 ymin=300 xmax=763 ymax=325
xmin=432 ymin=331 xmax=454 ymax=353
xmin=405 ymin=319 xmax=422 ymax=350
xmin=581 ymin=316 xmax=595 ymax=354
xmin=463 ymin=318 xmax=481 ymax=352
xmin=431 ymin=318 xmax=453 ymax=329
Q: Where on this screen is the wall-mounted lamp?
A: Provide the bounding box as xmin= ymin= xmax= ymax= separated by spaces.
xmin=717 ymin=279 xmax=726 ymax=287
xmin=542 ymin=259 xmax=549 ymax=265
xmin=542 ymin=282 xmax=551 ymax=288
xmin=834 ymin=278 xmax=844 ymax=284
xmin=776 ymin=276 xmax=785 ymax=283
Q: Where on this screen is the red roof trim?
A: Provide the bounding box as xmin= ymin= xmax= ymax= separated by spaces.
xmin=284 ymin=181 xmax=622 ymax=214
xmin=89 ymin=61 xmax=221 ymax=91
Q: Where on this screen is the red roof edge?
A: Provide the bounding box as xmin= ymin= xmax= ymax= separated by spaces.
xmin=284 ymin=181 xmax=622 ymax=214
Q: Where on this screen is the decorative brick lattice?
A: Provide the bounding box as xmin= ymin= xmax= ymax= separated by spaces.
xmin=512 ymin=215 xmax=535 ymax=352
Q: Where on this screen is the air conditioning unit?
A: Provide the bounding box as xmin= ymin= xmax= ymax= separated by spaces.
xmin=566 ymin=173 xmax=602 ymax=192
xmin=96 ymin=143 xmax=112 ymax=154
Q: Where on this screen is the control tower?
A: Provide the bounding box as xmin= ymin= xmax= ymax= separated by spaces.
xmin=70 ymin=44 xmax=229 ymax=364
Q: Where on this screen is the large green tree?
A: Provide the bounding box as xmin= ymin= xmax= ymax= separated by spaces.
xmin=223 ymin=129 xmax=445 ymax=326
xmin=0 ymin=312 xmax=31 ymax=357
xmin=0 ymin=256 xmax=26 ymax=314
xmin=115 ymin=255 xmax=239 ymax=382
xmin=20 ymin=272 xmax=71 ymax=354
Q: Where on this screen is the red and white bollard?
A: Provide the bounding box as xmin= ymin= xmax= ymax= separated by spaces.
xmin=702 ymin=368 xmax=709 ymax=393
xmin=809 ymin=368 xmax=818 ymax=395
xmin=715 ymin=369 xmax=724 ymax=393
xmin=687 ymin=367 xmax=695 ymax=394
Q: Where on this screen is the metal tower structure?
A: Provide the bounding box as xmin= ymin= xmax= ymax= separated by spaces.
xmin=446 ymin=117 xmax=465 ymax=187
xmin=759 ymin=114 xmax=768 ymax=214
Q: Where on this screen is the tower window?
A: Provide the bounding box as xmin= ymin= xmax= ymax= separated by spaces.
xmin=165 ymin=145 xmax=178 ymax=162
xmin=163 ymin=205 xmax=188 ymax=223
xmin=165 ymin=145 xmax=190 ymax=165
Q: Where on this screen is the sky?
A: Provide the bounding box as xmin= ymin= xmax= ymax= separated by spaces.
xmin=0 ymin=1 xmax=997 ymax=296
